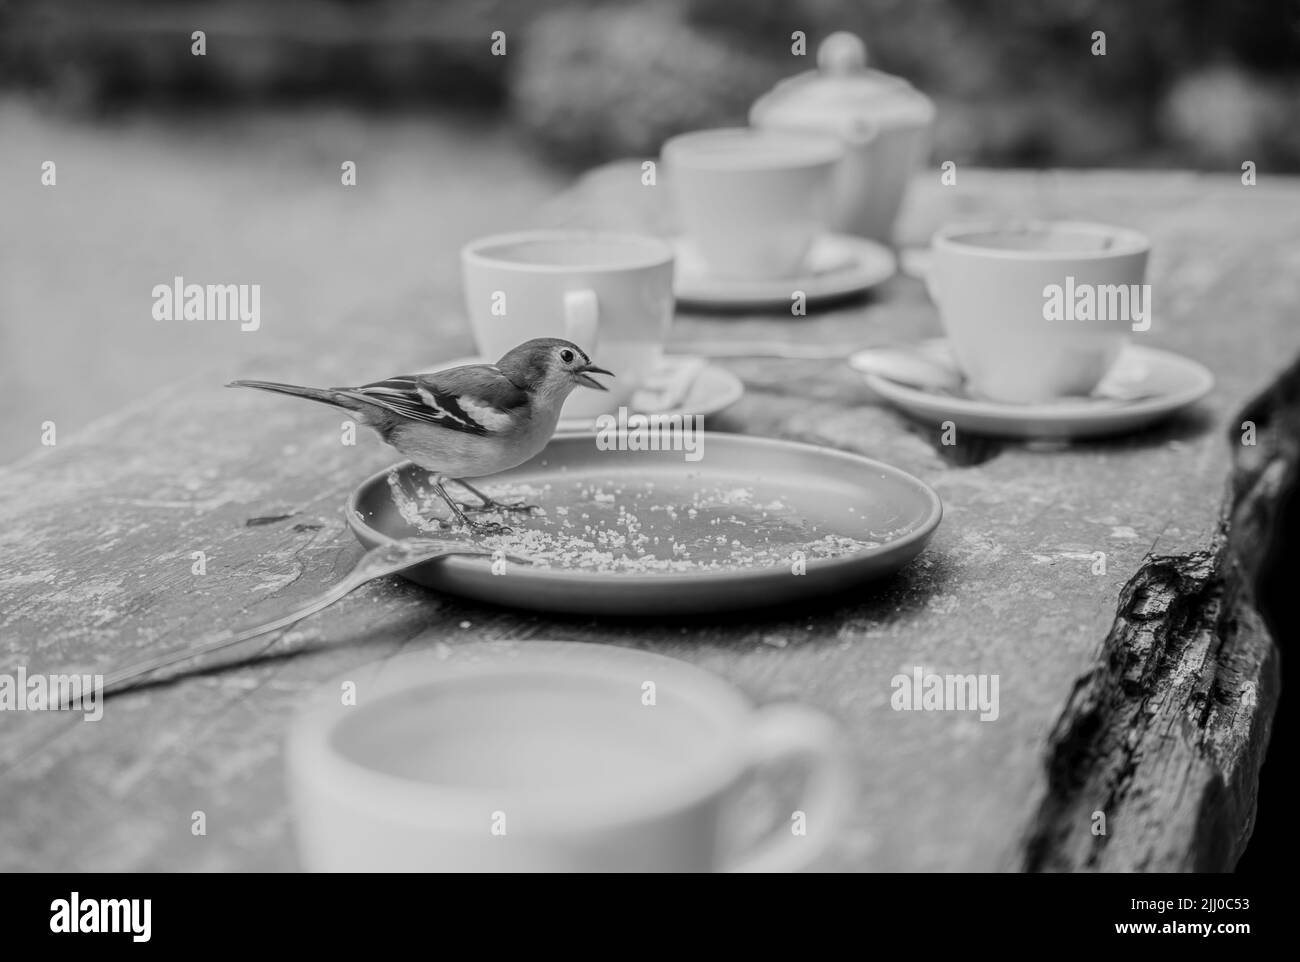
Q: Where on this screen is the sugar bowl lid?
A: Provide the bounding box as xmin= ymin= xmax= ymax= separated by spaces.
xmin=751 ymin=32 xmax=935 ymax=136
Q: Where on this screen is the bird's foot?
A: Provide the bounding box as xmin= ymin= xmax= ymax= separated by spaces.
xmin=456 ymin=498 xmax=540 ymax=515
xmin=433 ymin=479 xmax=516 ymax=534
xmin=451 ymin=480 xmax=541 ymax=516
xmin=457 ymin=518 xmax=513 ymax=536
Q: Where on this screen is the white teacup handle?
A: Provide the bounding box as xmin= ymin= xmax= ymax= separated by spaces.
xmin=724 ymin=704 xmax=852 ymax=873
xmin=563 ymin=289 xmax=599 ymax=352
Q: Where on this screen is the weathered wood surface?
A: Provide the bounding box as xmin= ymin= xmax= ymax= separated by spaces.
xmin=1 ymin=168 xmax=1293 ymax=871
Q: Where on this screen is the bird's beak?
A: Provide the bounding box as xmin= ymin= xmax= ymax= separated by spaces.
xmin=574 ymin=363 xmax=613 ymax=391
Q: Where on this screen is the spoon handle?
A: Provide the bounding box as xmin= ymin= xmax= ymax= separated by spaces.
xmin=85 ymin=541 xmax=499 ymax=703
xmin=95 ymin=575 xmax=364 ymax=699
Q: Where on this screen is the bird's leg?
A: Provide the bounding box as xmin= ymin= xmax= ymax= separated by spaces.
xmin=431 ymin=477 xmax=511 ymax=535
xmin=452 ymin=478 xmax=540 ymax=515
xmin=397 ymin=471 xmax=453 ymax=531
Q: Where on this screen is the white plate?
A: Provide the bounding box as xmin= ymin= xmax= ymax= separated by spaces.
xmin=425 ymin=355 xmax=744 ymax=433
xmin=673 ymin=233 xmax=896 ymax=310
xmin=348 ymin=435 xmax=943 ymax=615
xmin=852 ymin=340 xmax=1214 ymax=439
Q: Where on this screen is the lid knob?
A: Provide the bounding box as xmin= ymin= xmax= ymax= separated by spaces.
xmin=817 ymin=32 xmax=867 ymax=75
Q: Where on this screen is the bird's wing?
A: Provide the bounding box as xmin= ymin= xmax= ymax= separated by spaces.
xmin=340 ymin=366 xmax=529 ymax=437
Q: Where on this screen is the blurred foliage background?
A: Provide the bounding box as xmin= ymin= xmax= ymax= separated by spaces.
xmin=2 ymin=0 xmax=1298 ymax=170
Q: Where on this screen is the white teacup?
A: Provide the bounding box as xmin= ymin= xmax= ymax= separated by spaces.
xmin=928 ymin=221 xmax=1152 ymax=403
xmin=663 ymin=127 xmax=843 ymax=280
xmin=288 ymin=643 xmax=851 ymax=872
xmin=461 ymin=230 xmax=675 ymax=420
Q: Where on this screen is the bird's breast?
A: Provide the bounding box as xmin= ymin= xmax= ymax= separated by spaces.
xmin=387 ymin=409 xmax=559 ymax=479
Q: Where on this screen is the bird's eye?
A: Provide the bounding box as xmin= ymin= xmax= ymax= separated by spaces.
xmin=560 ymin=349 xmax=575 ymax=363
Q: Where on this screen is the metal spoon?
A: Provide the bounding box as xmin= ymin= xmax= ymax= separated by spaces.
xmin=72 ymin=538 xmax=526 ymax=704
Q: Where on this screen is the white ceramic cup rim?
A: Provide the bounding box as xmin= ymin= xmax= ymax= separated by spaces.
xmin=662 ymin=126 xmax=845 ymax=170
xmin=932 ymin=220 xmax=1151 ymax=260
xmin=289 ymin=647 xmax=760 ymax=832
xmin=461 ymin=229 xmax=674 ymax=275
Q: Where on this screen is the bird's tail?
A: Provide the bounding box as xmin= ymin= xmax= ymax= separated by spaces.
xmin=227 ymin=379 xmax=363 ymax=412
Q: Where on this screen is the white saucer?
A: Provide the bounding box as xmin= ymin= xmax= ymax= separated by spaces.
xmin=426 ymin=355 xmax=744 ymax=433
xmin=673 ymin=233 xmax=896 ymax=310
xmin=850 ymin=340 xmax=1214 ymax=439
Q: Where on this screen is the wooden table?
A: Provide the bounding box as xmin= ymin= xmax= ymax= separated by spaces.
xmin=1 ymin=166 xmax=1293 ymax=871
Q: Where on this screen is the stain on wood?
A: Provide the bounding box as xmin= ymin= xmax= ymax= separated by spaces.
xmin=245 ymin=515 xmax=295 ymax=527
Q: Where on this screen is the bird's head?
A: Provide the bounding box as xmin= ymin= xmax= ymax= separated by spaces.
xmin=496 ymin=338 xmax=613 ymax=403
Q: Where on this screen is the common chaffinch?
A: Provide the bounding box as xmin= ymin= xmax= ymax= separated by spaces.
xmin=229 ymin=337 xmax=612 ymax=533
